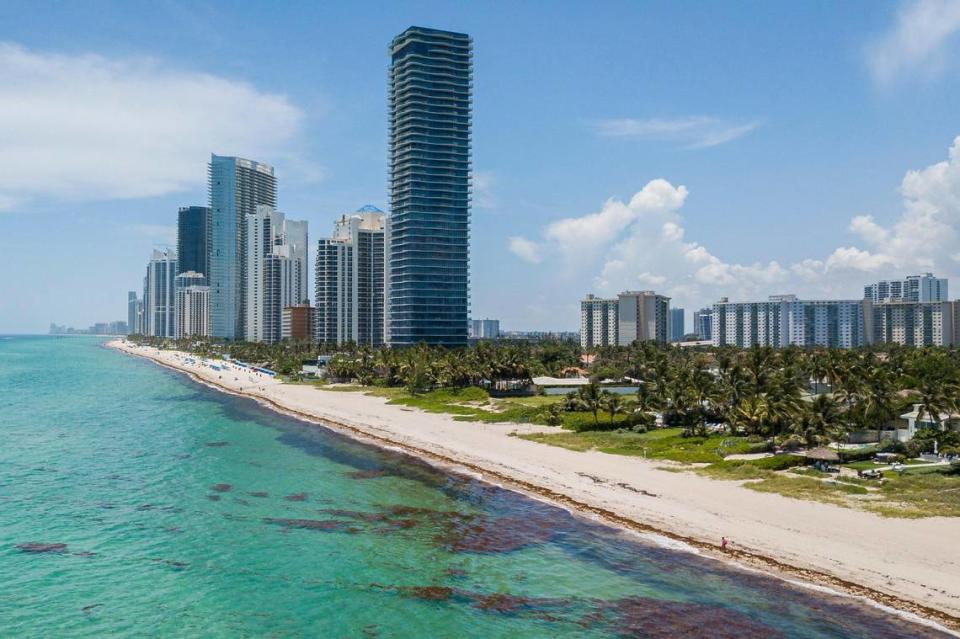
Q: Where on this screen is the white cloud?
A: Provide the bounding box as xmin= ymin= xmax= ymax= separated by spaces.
xmin=0 ymin=42 xmax=310 ymax=207
xmin=866 ymin=0 xmax=960 ymax=83
xmin=544 ymin=179 xmax=687 ymax=260
xmin=593 ymin=116 xmax=761 ymax=149
xmin=473 ymin=170 xmax=497 ymax=209
xmin=522 ymin=135 xmax=960 ymax=312
xmin=508 ymin=236 xmax=542 ymax=263
xmin=849 ymin=215 xmax=889 ymax=244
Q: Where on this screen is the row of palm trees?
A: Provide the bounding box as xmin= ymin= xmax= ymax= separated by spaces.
xmin=589 ymin=343 xmax=960 ymax=445
xmin=133 ymin=335 xmax=960 ymax=446
xmin=134 ymin=336 xmax=581 ymax=393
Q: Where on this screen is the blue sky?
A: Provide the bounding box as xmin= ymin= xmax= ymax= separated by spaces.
xmin=2 ymin=0 xmax=960 ymax=333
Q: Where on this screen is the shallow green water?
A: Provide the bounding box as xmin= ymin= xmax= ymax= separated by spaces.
xmin=0 ymin=336 xmax=952 ymax=638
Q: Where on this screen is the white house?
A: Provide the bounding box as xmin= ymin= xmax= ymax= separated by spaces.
xmin=898 ymin=404 xmax=960 ymax=442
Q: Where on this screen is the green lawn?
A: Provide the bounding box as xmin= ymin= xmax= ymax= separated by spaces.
xmin=518 ymin=428 xmax=754 ymax=463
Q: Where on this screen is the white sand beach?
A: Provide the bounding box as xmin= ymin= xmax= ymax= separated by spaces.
xmin=109 ymin=340 xmax=960 ymax=629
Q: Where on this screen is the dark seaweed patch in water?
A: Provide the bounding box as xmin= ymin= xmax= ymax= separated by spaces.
xmin=439 ymin=513 xmax=562 ymax=553
xmin=151 ymin=558 xmax=189 ymax=570
xmin=584 ymin=597 xmax=783 ymax=639
xmin=207 ymin=494 xmax=221 ymax=501
xmin=205 ymin=441 xmax=229 ymax=447
xmin=135 ymin=504 xmax=154 ymax=511
xmin=210 ymin=483 xmax=232 ymax=492
xmin=471 ymin=593 xmax=543 ymax=614
xmin=317 ymin=508 xmax=388 ymax=522
xmin=285 ymin=492 xmax=308 ymax=502
xmin=346 ymin=469 xmax=388 ymax=479
xmin=406 ymin=586 xmax=455 ymax=601
xmin=263 ymin=517 xmax=357 ymax=533
xmin=248 ymin=491 xmax=269 ymax=498
xmin=17 ymin=543 xmax=67 ymax=553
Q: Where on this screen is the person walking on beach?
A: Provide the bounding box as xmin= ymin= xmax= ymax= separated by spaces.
xmin=721 ymin=536 xmax=729 ymax=552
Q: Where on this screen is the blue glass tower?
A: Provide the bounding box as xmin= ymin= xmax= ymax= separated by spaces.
xmin=388 ymin=26 xmax=472 ymax=347
xmin=208 ymin=155 xmax=276 ymax=340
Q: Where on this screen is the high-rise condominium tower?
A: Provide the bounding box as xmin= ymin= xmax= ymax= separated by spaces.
xmin=177 ymin=206 xmax=210 ymax=277
xmin=387 ymin=26 xmax=472 ymax=347
xmin=669 ymin=308 xmax=685 ymax=342
xmin=127 ymin=291 xmax=140 ymax=335
xmin=174 ymin=272 xmax=210 ymax=339
xmin=208 ymin=154 xmax=277 ymax=340
xmin=315 ymin=206 xmax=386 ymax=346
xmin=144 ymin=249 xmax=178 ymax=338
xmin=243 ymin=205 xmax=306 ymax=344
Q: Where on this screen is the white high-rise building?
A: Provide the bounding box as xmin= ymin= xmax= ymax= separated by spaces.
xmin=712 ymin=295 xmax=869 ymax=349
xmin=864 ymin=273 xmax=948 ymax=304
xmin=617 ymin=290 xmax=670 ymax=346
xmin=144 ymin=249 xmax=178 ymax=338
xmin=580 ymin=291 xmax=670 ymax=347
xmin=580 ymin=295 xmax=619 ymax=348
xmin=872 ymin=300 xmax=953 ymax=347
xmin=174 ymin=272 xmax=210 ymax=339
xmin=244 ymin=205 xmax=307 ymax=343
xmin=315 ymin=207 xmax=386 ymax=346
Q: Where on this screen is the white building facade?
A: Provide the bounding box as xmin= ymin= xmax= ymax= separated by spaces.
xmin=314 ymin=207 xmax=386 ymax=346
xmin=144 ymin=249 xmax=177 ymax=338
xmin=580 ymin=291 xmax=669 ymax=347
xmin=174 ymin=272 xmax=210 ymax=339
xmin=712 ymin=295 xmax=869 ymax=349
xmin=871 ymin=300 xmax=953 ymax=347
xmin=243 ymin=205 xmax=307 ymax=343
xmin=864 ymin=273 xmax=948 ymax=304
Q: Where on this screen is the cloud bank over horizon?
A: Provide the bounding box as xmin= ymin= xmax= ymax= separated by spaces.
xmin=0 ymin=42 xmax=310 ymax=211
xmin=509 ymin=135 xmax=960 ymax=311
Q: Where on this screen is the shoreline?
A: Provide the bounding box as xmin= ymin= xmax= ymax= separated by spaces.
xmin=107 ymin=339 xmax=960 ymax=632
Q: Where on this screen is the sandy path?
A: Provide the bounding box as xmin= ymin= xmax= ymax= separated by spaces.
xmin=109 ymin=340 xmax=960 ymax=629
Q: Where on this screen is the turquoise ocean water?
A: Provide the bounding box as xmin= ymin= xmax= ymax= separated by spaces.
xmin=0 ymin=336 xmax=952 ymax=638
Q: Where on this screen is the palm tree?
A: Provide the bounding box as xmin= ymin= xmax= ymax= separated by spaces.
xmin=798 ymin=394 xmax=841 ymax=447
xmin=577 ymin=382 xmax=603 ymax=427
xmin=915 ymin=373 xmax=951 ymax=429
xmin=860 ymin=364 xmax=895 ymax=444
xmin=807 ymin=350 xmax=829 ymax=395
xmin=736 ymin=394 xmax=769 ymax=436
xmin=687 ymin=361 xmax=716 ymax=436
xmin=603 ymin=392 xmax=624 ymax=426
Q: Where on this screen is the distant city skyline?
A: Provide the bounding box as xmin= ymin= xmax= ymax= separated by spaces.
xmin=4 ymin=1 xmax=960 ymax=333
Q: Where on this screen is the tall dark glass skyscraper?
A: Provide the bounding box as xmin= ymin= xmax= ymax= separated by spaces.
xmin=388 ymin=26 xmax=472 ymax=347
xmin=176 ymin=206 xmax=210 ymax=277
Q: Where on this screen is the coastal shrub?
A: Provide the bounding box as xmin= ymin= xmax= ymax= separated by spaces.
xmin=880 ymin=440 xmax=907 ymax=454
xmin=838 ymin=447 xmax=879 ymax=463
xmin=707 ymin=455 xmax=804 ymax=476
xmin=747 ymin=440 xmax=775 ymax=454
xmin=749 ymin=454 xmax=805 ymax=470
